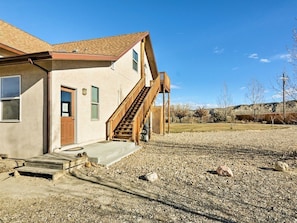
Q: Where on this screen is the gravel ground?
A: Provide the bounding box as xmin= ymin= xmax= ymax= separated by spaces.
xmin=1 ymin=126 xmax=297 ymax=222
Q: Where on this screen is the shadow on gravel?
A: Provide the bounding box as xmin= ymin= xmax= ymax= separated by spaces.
xmin=207 ymin=170 xmax=218 ymax=175
xmin=258 ymin=167 xmax=275 ymax=171
xmin=71 ymin=170 xmax=237 ymax=223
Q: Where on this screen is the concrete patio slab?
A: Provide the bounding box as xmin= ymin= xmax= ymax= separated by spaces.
xmin=58 ymin=141 xmax=141 ymax=167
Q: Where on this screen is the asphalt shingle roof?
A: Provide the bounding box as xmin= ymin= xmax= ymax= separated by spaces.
xmin=0 ymin=20 xmax=149 ymax=58
xmin=53 ymin=32 xmax=149 ymax=57
xmin=0 ymin=20 xmax=52 ymax=53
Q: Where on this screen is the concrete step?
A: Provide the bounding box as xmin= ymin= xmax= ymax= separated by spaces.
xmin=99 ymin=146 xmax=140 ymax=166
xmin=25 ymin=154 xmax=87 ymax=170
xmin=17 ymin=166 xmax=65 ymax=181
xmin=16 ymin=153 xmax=88 ymax=181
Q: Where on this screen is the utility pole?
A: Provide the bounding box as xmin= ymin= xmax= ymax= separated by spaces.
xmin=281 ymin=73 xmax=288 ymax=123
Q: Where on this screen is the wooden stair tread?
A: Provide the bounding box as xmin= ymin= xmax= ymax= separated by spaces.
xmin=113 ymin=86 xmax=150 ymax=141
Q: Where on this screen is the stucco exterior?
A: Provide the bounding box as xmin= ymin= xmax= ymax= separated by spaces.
xmin=0 ymin=64 xmax=47 ymax=158
xmin=0 ymin=42 xmax=154 ymax=158
xmin=0 ymin=20 xmax=164 ymax=159
xmin=49 ymin=44 xmax=154 ymax=152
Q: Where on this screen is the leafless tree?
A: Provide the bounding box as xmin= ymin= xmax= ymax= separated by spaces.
xmin=171 ymin=104 xmax=190 ymax=123
xmin=193 ymin=106 xmax=208 ymax=122
xmin=276 ymin=27 xmax=297 ymax=101
xmin=217 ymin=82 xmax=233 ymax=121
xmin=289 ymin=28 xmax=297 ymax=75
xmin=272 ymin=27 xmax=297 ymax=123
xmin=245 ymin=79 xmax=265 ymax=120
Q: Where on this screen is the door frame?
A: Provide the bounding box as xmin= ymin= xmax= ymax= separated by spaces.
xmin=60 ymin=86 xmax=76 ymax=146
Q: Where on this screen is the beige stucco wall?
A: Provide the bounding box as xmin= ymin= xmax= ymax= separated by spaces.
xmin=0 ymin=64 xmax=47 ymax=158
xmin=0 ymin=40 xmax=156 ymax=157
xmin=49 ymin=42 xmax=154 ymax=151
xmin=144 ymin=51 xmax=153 ymax=87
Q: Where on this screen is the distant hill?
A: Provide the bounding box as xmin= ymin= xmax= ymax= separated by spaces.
xmin=231 ymin=100 xmax=297 ymax=115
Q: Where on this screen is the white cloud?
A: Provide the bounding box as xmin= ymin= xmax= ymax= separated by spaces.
xmin=248 ymin=52 xmax=293 ymax=64
xmin=271 ymin=53 xmax=292 ymax=62
xmin=191 ymin=103 xmax=219 ymax=108
xmin=232 ymin=67 xmax=239 ymax=71
xmin=272 ymin=93 xmax=282 ymax=99
xmin=213 ymin=47 xmax=224 ymax=54
xmin=240 ymin=86 xmax=246 ymax=90
xmin=248 ymin=53 xmax=270 ymax=63
xmin=260 ymin=58 xmax=271 ymax=63
xmin=171 ymin=84 xmax=181 ymax=89
xmin=271 ymin=87 xmax=297 ymax=101
xmin=248 ymin=53 xmax=259 ymax=59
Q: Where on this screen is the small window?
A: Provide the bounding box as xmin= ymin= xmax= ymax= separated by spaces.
xmin=0 ymin=76 xmax=21 ymax=121
xmin=132 ymin=50 xmax=138 ymax=71
xmin=91 ymin=86 xmax=99 ymax=120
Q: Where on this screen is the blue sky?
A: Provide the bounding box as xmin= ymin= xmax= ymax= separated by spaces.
xmin=2 ymin=0 xmax=297 ymax=107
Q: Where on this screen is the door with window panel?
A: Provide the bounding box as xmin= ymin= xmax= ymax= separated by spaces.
xmin=61 ymin=87 xmax=75 ymax=145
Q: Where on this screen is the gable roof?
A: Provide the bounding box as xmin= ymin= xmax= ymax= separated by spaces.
xmin=0 ymin=20 xmax=149 ymax=59
xmin=0 ymin=20 xmax=158 ymax=77
xmin=0 ymin=20 xmax=52 ymax=54
xmin=53 ymin=32 xmax=149 ymax=58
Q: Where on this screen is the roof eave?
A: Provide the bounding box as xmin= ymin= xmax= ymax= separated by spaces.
xmin=0 ymin=51 xmax=52 ymax=66
xmin=0 ymin=43 xmax=26 ymax=55
xmin=115 ymin=32 xmax=150 ymax=59
xmin=0 ymin=51 xmax=117 ymax=66
xmin=50 ymin=52 xmax=117 ymax=61
xmin=144 ymin=35 xmax=159 ymax=80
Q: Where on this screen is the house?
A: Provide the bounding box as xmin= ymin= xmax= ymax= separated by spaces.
xmin=0 ymin=20 xmax=170 ymax=159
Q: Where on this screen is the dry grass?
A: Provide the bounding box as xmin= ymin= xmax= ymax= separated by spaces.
xmin=169 ymin=122 xmax=289 ymax=133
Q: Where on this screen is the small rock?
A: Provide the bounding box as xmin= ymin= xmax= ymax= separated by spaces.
xmin=13 ymin=170 xmax=20 ymax=177
xmin=85 ymin=161 xmax=91 ymax=168
xmin=216 ymin=165 xmax=233 ymax=177
xmin=274 ymin=161 xmax=289 ymax=172
xmin=141 ymin=172 xmax=158 ymax=182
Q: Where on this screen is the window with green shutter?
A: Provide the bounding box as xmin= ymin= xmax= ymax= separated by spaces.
xmin=91 ymin=86 xmax=99 ymax=120
xmin=133 ymin=50 xmax=138 ymax=71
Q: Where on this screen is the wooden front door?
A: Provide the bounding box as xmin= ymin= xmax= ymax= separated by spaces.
xmin=61 ymin=87 xmax=75 ymax=145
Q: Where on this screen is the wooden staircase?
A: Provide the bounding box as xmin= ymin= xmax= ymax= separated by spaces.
xmin=106 ymin=74 xmax=164 ymax=144
xmin=113 ymin=87 xmax=150 ymax=141
xmin=17 ymin=153 xmax=88 ymax=181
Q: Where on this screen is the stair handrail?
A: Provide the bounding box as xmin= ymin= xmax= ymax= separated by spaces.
xmin=106 ymin=78 xmax=145 ymax=140
xmin=131 ymin=75 xmax=161 ymax=144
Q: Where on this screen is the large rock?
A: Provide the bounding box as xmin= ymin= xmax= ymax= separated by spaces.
xmin=216 ymin=165 xmax=234 ymax=177
xmin=274 ymin=161 xmax=289 ymax=172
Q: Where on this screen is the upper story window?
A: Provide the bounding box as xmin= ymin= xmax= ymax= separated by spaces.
xmin=91 ymin=86 xmax=99 ymax=120
xmin=0 ymin=75 xmax=21 ymax=121
xmin=132 ymin=50 xmax=138 ymax=71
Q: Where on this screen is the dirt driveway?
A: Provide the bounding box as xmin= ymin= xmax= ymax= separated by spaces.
xmin=1 ymin=126 xmax=297 ymax=222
